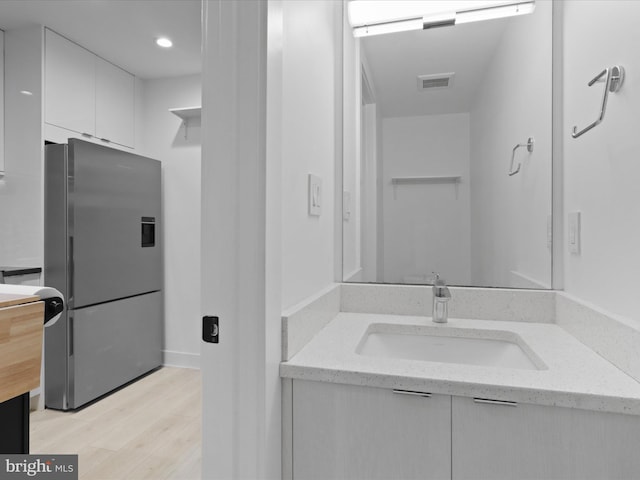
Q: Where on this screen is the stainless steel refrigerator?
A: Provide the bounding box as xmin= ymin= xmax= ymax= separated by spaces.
xmin=44 ymin=138 xmax=162 ymax=410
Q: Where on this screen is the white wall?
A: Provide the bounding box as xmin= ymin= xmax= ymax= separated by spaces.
xmin=139 ymin=74 xmax=201 ymax=368
xmin=265 ymin=2 xmax=284 ymax=477
xmin=470 ymin=0 xmax=552 ymax=289
xmin=563 ymin=1 xmax=640 ymax=324
xmin=382 ymin=113 xmax=471 ymax=285
xmin=280 ymin=0 xmax=341 ymax=309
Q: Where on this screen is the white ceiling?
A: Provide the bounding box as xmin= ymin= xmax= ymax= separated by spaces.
xmin=0 ymin=0 xmax=201 ymax=79
xmin=361 ymin=18 xmax=510 ymax=118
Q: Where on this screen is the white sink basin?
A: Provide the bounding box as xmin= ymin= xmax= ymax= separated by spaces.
xmin=356 ymin=324 xmax=545 ymax=370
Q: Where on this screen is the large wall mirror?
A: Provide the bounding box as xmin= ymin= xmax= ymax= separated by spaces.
xmin=342 ymin=0 xmax=553 ymax=289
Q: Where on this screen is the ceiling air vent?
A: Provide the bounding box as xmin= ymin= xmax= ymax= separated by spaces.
xmin=417 ymin=72 xmax=455 ymax=91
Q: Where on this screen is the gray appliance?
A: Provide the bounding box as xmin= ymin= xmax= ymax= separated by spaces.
xmin=44 ymin=138 xmax=162 ymax=410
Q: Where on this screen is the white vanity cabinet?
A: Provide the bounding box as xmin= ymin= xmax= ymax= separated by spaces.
xmin=292 ymin=380 xmax=451 ymax=480
xmin=44 ymin=29 xmax=135 ymax=148
xmin=291 ymin=380 xmax=640 ymax=480
xmin=451 ymin=396 xmax=640 ymax=480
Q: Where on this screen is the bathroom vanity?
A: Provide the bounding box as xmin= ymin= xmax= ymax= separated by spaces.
xmin=292 ymin=381 xmax=640 ymax=480
xmin=281 ymin=284 xmax=640 ymax=480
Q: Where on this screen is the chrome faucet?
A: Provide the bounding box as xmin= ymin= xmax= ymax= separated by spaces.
xmin=432 ymin=273 xmax=451 ymax=323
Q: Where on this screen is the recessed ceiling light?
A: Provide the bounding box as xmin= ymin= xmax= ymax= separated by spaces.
xmin=156 ymin=37 xmax=173 ymax=48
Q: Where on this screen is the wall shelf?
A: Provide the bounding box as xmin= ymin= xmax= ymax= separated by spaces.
xmin=391 ymin=175 xmax=462 ymax=199
xmin=391 ymin=175 xmax=461 ymax=185
xmin=169 ymin=106 xmax=202 ymax=139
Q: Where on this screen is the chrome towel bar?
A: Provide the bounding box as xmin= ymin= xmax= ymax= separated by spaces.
xmin=572 ymin=65 xmax=625 ymax=139
xmin=508 ymin=137 xmax=534 ymax=176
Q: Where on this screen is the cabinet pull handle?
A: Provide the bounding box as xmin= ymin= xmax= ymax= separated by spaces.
xmin=473 ymin=398 xmax=517 ymax=407
xmin=81 ymin=132 xmax=92 ymax=137
xmin=392 ymin=389 xmax=431 ymax=398
xmin=100 ymin=138 xmax=111 ymax=143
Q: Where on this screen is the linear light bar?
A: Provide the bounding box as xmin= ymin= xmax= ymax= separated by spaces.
xmin=350 ymin=1 xmax=535 ymax=38
xmin=353 ymin=17 xmax=424 ymax=38
xmin=456 ymin=2 xmax=535 ymax=24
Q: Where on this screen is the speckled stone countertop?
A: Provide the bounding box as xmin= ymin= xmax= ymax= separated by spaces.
xmin=280 ymin=312 xmax=640 ymax=415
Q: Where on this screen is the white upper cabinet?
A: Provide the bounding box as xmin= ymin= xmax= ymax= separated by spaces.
xmin=45 ymin=29 xmax=95 ymax=136
xmin=0 ymin=29 xmax=5 ymax=175
xmin=95 ymin=56 xmax=135 ymax=147
xmin=44 ymin=29 xmax=135 ymax=148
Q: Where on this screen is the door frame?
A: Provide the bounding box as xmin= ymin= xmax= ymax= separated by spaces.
xmin=200 ymin=1 xmax=281 ymax=478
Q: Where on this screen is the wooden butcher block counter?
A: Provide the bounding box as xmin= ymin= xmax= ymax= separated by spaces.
xmin=0 ymin=294 xmax=44 ymax=404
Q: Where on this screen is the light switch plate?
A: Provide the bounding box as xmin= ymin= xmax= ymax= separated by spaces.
xmin=308 ymin=174 xmax=322 ymax=216
xmin=568 ymin=211 xmax=581 ymax=254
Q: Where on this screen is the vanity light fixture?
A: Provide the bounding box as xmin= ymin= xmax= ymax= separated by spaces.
xmin=155 ymin=37 xmax=173 ymax=48
xmin=455 ymin=1 xmax=535 ymax=24
xmin=350 ymin=0 xmax=535 ymax=37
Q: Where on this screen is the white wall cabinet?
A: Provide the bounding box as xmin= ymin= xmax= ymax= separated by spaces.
xmin=292 ymin=380 xmax=640 ymax=480
xmin=0 ymin=29 xmax=5 ymax=175
xmin=44 ymin=29 xmax=134 ymax=148
xmin=44 ymin=29 xmax=95 ymax=136
xmin=292 ymin=380 xmax=451 ymax=480
xmin=95 ymin=56 xmax=134 ymax=147
xmin=451 ymin=395 xmax=640 ymax=480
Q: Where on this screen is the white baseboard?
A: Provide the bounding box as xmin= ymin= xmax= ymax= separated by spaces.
xmin=163 ymin=350 xmax=201 ymax=370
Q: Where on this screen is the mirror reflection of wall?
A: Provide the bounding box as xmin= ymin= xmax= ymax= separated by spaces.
xmin=343 ymin=0 xmax=552 ymax=289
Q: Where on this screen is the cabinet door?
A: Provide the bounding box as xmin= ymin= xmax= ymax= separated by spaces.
xmin=0 ymin=30 xmax=4 ymax=174
xmin=95 ymin=57 xmax=135 ymax=147
xmin=293 ymin=380 xmax=451 ymax=480
xmin=45 ymin=29 xmax=95 ymax=135
xmin=452 ymin=396 xmax=640 ymax=480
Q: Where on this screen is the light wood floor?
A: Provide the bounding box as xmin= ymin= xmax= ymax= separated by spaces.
xmin=30 ymin=366 xmax=202 ymax=480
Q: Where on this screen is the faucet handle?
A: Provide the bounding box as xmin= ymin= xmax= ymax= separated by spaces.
xmin=431 ymin=272 xmax=450 ymax=300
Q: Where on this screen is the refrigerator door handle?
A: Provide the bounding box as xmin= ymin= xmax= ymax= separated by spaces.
xmin=69 ymin=314 xmax=74 ymax=357
xmin=68 ymin=236 xmax=74 ymax=307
